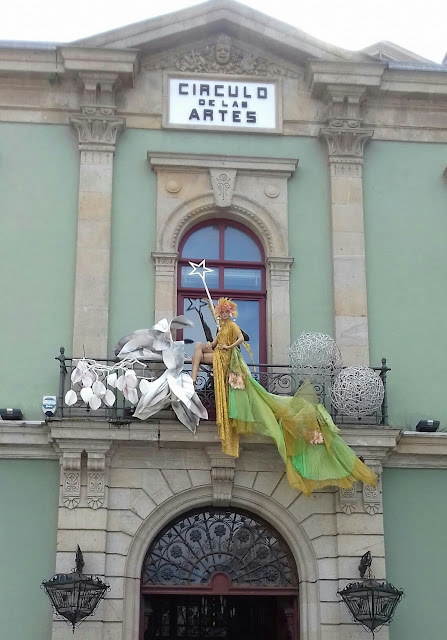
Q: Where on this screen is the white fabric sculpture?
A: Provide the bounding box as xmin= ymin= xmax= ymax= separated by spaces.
xmin=115 ymin=316 xmax=208 ymax=432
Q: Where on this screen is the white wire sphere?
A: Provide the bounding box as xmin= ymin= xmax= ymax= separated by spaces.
xmin=288 ymin=332 xmax=343 ymax=381
xmin=330 ymin=366 xmax=384 ymax=417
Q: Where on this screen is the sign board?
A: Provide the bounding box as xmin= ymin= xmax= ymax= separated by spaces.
xmin=165 ymin=77 xmax=279 ymax=132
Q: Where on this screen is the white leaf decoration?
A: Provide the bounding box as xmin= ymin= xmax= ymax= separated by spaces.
xmin=92 ymin=381 xmax=106 ymax=398
xmin=80 ymin=387 xmax=93 ymax=403
xmin=124 ymin=370 xmax=138 ymax=389
xmin=65 ymin=389 xmax=78 ymax=406
xmin=89 ymin=395 xmax=102 ymax=410
xmin=81 ymin=371 xmax=95 ymax=388
xmin=103 ymin=389 xmax=116 ymax=407
xmin=71 ymin=367 xmax=83 ymax=384
xmin=127 ymin=388 xmax=139 ymax=405
xmin=107 ymin=373 xmax=117 ymax=388
xmin=115 ymin=375 xmax=125 ymax=392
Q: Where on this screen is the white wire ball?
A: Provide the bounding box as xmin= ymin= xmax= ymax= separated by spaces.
xmin=330 ymin=366 xmax=384 ymax=417
xmin=288 ymin=332 xmax=343 ymax=381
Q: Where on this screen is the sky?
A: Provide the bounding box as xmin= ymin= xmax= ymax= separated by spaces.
xmin=1 ymin=0 xmax=446 ymax=63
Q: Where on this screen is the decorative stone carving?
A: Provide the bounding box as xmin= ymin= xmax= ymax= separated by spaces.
xmin=210 ymin=169 xmax=237 ymax=207
xmin=166 ymin=180 xmax=181 ymax=193
xmin=207 ymin=446 xmax=236 ymax=506
xmin=338 ymin=485 xmax=358 ymax=514
xmin=61 ymin=452 xmax=82 ymax=510
xmin=319 ymin=124 xmax=374 ymax=160
xmin=265 ymin=184 xmax=280 ymax=198
xmin=70 ymin=114 xmax=125 ymax=151
xmin=87 ymin=447 xmax=114 ymax=510
xmin=362 ymin=461 xmax=382 ymax=515
xmin=144 ymin=34 xmax=298 ymax=77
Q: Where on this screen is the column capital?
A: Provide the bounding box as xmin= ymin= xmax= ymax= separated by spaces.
xmin=267 ymin=256 xmax=294 ymax=282
xmin=319 ymin=124 xmax=374 ymax=162
xmin=152 ymin=251 xmax=178 ymax=268
xmin=70 ymin=113 xmax=125 ymax=152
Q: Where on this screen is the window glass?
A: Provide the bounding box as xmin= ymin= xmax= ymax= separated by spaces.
xmin=224 ymin=268 xmax=262 ymax=291
xmin=182 ymin=298 xmax=260 ymax=365
xmin=224 ymin=227 xmax=261 ymax=262
xmin=181 ymin=266 xmax=219 ymax=289
xmin=181 ymin=225 xmax=219 ymax=259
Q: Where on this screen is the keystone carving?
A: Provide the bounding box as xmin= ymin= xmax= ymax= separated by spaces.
xmin=207 ymin=446 xmax=236 ymax=506
xmin=210 ymin=169 xmax=237 ymax=207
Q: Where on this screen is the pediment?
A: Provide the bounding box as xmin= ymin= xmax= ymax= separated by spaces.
xmin=73 ymin=0 xmax=372 ymax=66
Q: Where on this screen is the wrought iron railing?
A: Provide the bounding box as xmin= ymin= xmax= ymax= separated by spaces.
xmin=55 ymin=347 xmax=390 ymax=425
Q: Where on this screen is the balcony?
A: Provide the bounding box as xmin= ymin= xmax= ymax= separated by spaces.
xmin=55 ymin=348 xmax=390 ymax=426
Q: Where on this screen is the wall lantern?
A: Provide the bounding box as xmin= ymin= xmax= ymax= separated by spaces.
xmin=338 ymin=551 xmax=404 ymax=639
xmin=42 ymin=546 xmax=109 ymax=632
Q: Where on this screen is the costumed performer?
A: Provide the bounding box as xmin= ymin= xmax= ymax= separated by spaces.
xmin=191 ymin=297 xmax=377 ymax=496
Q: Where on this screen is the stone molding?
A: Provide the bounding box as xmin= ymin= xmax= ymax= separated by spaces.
xmin=122 ymin=485 xmax=320 ymax=640
xmin=148 ymin=152 xmax=297 ymax=176
xmin=210 ymin=169 xmax=237 ymax=207
xmin=60 ymin=46 xmax=137 ymax=80
xmin=207 ymin=446 xmax=236 ymax=506
xmin=307 ymin=60 xmax=386 ymax=98
xmin=159 ymin=197 xmax=286 ymax=256
xmin=6 ymin=421 xmax=445 ymax=468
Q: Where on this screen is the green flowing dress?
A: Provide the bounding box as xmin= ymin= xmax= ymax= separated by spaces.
xmin=226 ymin=346 xmax=377 ymax=496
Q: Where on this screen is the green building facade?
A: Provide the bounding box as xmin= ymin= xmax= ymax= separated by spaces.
xmin=1 ymin=2 xmax=446 ymax=639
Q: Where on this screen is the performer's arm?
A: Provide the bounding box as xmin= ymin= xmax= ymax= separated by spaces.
xmin=220 ymin=331 xmax=244 ymax=350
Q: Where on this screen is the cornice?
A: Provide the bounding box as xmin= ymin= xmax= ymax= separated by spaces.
xmin=148 ymin=152 xmax=298 ymax=176
xmin=0 ymin=45 xmax=138 ymax=81
xmin=384 ymin=431 xmax=447 ymax=469
xmin=1 ymin=422 xmax=446 ymax=470
xmin=0 ymin=423 xmax=58 ymax=459
xmin=307 ymin=60 xmax=386 ymax=98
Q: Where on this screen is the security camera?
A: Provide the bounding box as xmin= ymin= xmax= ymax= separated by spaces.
xmin=42 ymin=396 xmax=57 ymax=418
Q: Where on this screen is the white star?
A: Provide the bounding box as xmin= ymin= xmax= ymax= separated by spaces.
xmin=188 ymin=259 xmax=214 ymax=280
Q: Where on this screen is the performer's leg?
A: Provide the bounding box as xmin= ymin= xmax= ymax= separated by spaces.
xmin=191 ymin=342 xmax=212 ymax=383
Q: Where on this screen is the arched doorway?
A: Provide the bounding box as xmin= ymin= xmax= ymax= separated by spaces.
xmin=140 ymin=507 xmax=299 ymax=639
xmin=177 ymin=220 xmax=267 ymax=364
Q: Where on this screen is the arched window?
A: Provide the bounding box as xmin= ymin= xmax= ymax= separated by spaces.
xmin=141 ymin=507 xmax=299 ymax=639
xmin=178 ymin=220 xmax=266 ymax=363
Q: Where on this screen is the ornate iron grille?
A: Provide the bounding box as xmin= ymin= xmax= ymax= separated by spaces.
xmin=141 ymin=508 xmax=298 ymax=588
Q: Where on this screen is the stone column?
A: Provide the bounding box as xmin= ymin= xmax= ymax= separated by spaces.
xmin=70 ymin=73 xmax=125 ymax=357
xmin=320 ymin=89 xmax=374 ymax=365
xmin=267 ymin=257 xmax=294 ymax=363
xmin=152 ymin=252 xmax=179 ymax=322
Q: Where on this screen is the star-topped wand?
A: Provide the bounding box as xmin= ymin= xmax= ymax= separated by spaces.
xmin=188 ymin=259 xmax=218 ymax=327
